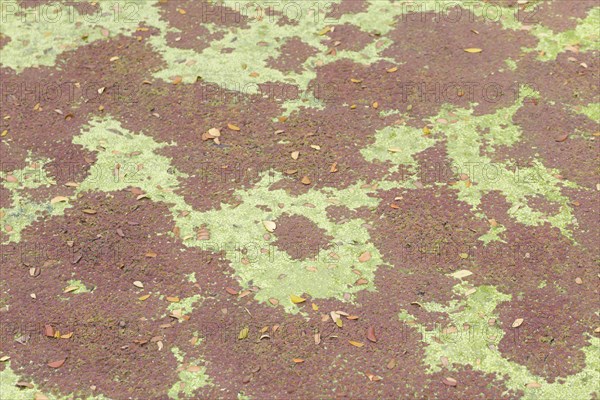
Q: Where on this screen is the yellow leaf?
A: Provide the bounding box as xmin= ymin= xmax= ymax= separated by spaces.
xmin=386 ymin=67 xmax=398 ymax=73
xmin=263 ymin=220 xmax=276 ymax=232
xmin=166 ymin=296 xmax=180 ymax=303
xmin=227 ymin=123 xmax=240 ymax=131
xmin=63 ymin=286 xmax=78 ymax=293
xmin=318 ymin=26 xmax=331 ymax=35
xmin=238 ymin=327 xmax=249 ymax=340
xmin=1 ymin=130 xmax=8 ymax=136
xmin=60 ymin=332 xmax=73 ymax=339
xmin=336 ymin=318 xmax=343 ymax=328
xmin=290 ymin=295 xmax=306 ymax=304
xmin=464 ymin=48 xmax=482 ymax=53
xmin=512 ymin=318 xmax=524 ymax=328
xmin=138 ymin=294 xmax=151 ymax=301
xmin=349 ymin=340 xmax=364 ymax=347
xmin=312 ymin=303 xmax=319 ymax=311
xmin=350 ymin=78 xmax=362 ymax=83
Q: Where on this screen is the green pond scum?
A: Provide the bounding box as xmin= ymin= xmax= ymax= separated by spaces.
xmin=1 ymin=0 xmax=598 ymax=399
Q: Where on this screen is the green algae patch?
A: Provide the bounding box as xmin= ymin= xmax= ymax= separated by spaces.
xmin=70 ymin=116 xmax=385 ymax=312
xmin=167 ymin=295 xmax=203 ymax=314
xmin=0 ymin=362 xmax=110 ymax=400
xmin=173 ymin=171 xmax=384 ymax=313
xmin=525 ymin=7 xmax=600 ymax=61
xmin=575 ymin=103 xmax=600 ymax=123
xmin=360 ymin=123 xmax=436 ymax=166
xmin=146 ymin=0 xmax=393 ymax=102
xmin=399 ymin=282 xmax=600 ymax=399
xmin=0 ymin=0 xmax=164 ymax=72
xmin=363 ymin=86 xmax=579 ymax=242
xmin=73 ymin=116 xmax=185 ymax=198
xmin=1 ymin=157 xmax=69 ymax=243
xmin=65 ymin=279 xmax=92 ymax=294
xmin=168 ymin=347 xmax=211 ymax=399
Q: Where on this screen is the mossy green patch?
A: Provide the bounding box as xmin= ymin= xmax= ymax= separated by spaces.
xmin=362 ymin=86 xmax=579 ymax=242
xmin=66 ymin=279 xmax=92 ymax=294
xmin=0 ymin=362 xmax=110 ymax=399
xmin=1 ymin=156 xmax=69 ymax=243
xmin=399 ymin=282 xmax=600 ymax=399
xmin=575 ymin=103 xmax=600 ymax=123
xmin=525 ymin=7 xmax=600 ymax=61
xmin=70 ymin=116 xmax=385 ymax=312
xmin=168 ymin=347 xmax=211 ymax=399
xmin=0 ymin=0 xmax=164 ymax=71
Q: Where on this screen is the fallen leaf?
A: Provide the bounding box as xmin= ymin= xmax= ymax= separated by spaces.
xmin=268 ymin=298 xmax=279 ymax=305
xmin=464 ymin=48 xmax=482 ymax=53
xmin=358 ymin=251 xmax=371 ymax=262
xmin=575 ymin=277 xmax=583 ymax=285
xmin=50 ymin=196 xmax=69 ymax=204
xmin=63 ymin=286 xmax=78 ymax=293
xmin=372 ymin=101 xmax=379 ymax=109
xmin=60 ymin=332 xmax=73 ymax=339
xmin=512 ymin=318 xmax=524 ymax=328
xmin=443 ymin=377 xmax=457 ymax=386
xmin=312 ymin=303 xmax=319 ymax=311
xmin=330 ymin=162 xmax=338 ymax=173
xmin=350 ymin=78 xmax=362 ymax=83
xmin=263 ymin=220 xmax=276 ymax=232
xmin=367 ymin=327 xmax=377 ymax=342
xmin=138 ymin=294 xmax=151 ymax=301
xmin=290 ymin=294 xmax=306 ymax=304
xmin=166 ymin=296 xmax=180 ymax=303
xmin=292 ymin=358 xmax=304 ymax=363
xmin=386 ymin=66 xmax=398 ymax=73
xmin=555 ymin=133 xmax=569 ymax=142
xmin=291 ymin=151 xmax=299 ymax=160
xmin=133 ymin=281 xmax=144 ymax=288
xmin=145 ymin=251 xmax=157 ymax=258
xmin=349 ymin=340 xmax=364 ymax=347
xmin=82 ymin=209 xmax=97 ymax=214
xmin=450 ymin=270 xmax=472 ymax=279
xmin=355 ymin=278 xmax=368 ymax=285
xmin=301 ymin=176 xmax=311 ymax=185
xmin=47 ymin=359 xmax=66 ymax=368
xmin=526 ymin=382 xmax=541 ymax=388
xmin=227 ymin=123 xmax=241 ymax=131
xmin=16 ymin=382 xmax=34 ymax=389
xmin=34 ymin=393 xmax=49 ymax=400
xmin=171 ymin=76 xmax=182 ymax=85
xmin=0 ymin=356 xmax=10 ymax=362
xmin=225 ymin=287 xmax=238 ymax=295
xmin=238 ymin=327 xmax=249 ymax=340
xmin=44 ymin=325 xmax=54 ymax=337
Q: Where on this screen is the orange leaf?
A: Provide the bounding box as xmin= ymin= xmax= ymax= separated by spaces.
xmin=47 ymin=359 xmax=66 ymax=368
xmin=367 ymin=327 xmax=377 ymax=343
